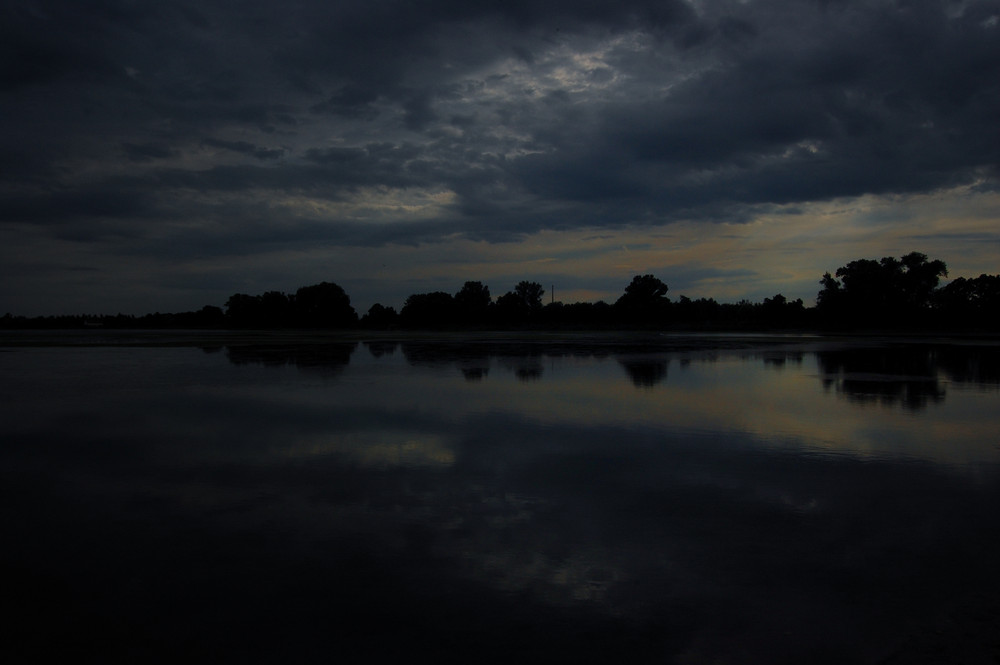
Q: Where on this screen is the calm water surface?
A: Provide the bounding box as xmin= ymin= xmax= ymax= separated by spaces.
xmin=2 ymin=333 xmax=999 ymax=664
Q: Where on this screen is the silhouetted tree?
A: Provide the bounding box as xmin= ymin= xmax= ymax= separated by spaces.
xmin=494 ymin=281 xmax=544 ymax=325
xmin=19 ymin=254 xmax=1000 ymax=333
xmin=673 ymin=296 xmax=721 ymax=326
xmin=816 ymin=272 xmax=844 ymax=313
xmin=361 ymin=303 xmax=399 ymax=329
xmin=259 ymin=291 xmax=293 ymax=326
xmin=225 ymin=293 xmax=263 ymax=328
xmin=454 ymin=281 xmax=492 ymax=325
xmin=615 ymin=274 xmax=669 ymax=325
xmin=400 ymin=291 xmax=456 ymax=328
xmin=225 ymin=283 xmax=356 ymax=328
xmin=620 ymin=274 xmax=669 ymax=303
xmin=494 ymin=291 xmax=525 ymax=324
xmin=197 ymin=305 xmax=225 ymax=326
xmin=760 ymin=293 xmax=805 ymax=327
xmin=817 ymin=252 xmax=947 ymax=327
xmin=514 ymin=281 xmax=545 ymax=312
xmin=534 ymin=300 xmax=616 ymax=328
xmin=898 ymin=252 xmax=948 ymax=310
xmin=763 ymin=293 xmax=787 ymax=309
xmin=933 ymin=274 xmax=1000 ymax=329
xmin=293 ymin=282 xmax=357 ymax=327
xmin=169 ymin=305 xmax=225 ymax=328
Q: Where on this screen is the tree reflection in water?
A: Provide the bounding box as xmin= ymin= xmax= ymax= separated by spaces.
xmin=618 ymin=358 xmax=669 ymax=387
xmin=225 ymin=342 xmax=357 ymax=374
xmin=815 ymin=343 xmax=1000 ymax=410
xmin=3 ymin=334 xmax=1000 ymax=664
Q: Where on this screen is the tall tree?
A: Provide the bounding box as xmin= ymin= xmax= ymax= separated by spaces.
xmin=294 ymin=282 xmax=357 ymax=327
xmin=225 ymin=293 xmax=262 ymax=328
xmin=259 ymin=291 xmax=293 ymax=327
xmin=619 ymin=274 xmax=669 ymax=303
xmin=493 ymin=281 xmax=545 ymax=325
xmin=615 ymin=274 xmax=670 ymax=324
xmin=933 ymin=274 xmax=1000 ymax=328
xmin=361 ymin=303 xmax=399 ymax=329
xmin=898 ymin=252 xmax=948 ymax=309
xmin=513 ymin=281 xmax=545 ymax=312
xmin=454 ymin=281 xmax=492 ymax=324
xmin=400 ymin=291 xmax=456 ymax=328
xmin=817 ymin=252 xmax=947 ymax=326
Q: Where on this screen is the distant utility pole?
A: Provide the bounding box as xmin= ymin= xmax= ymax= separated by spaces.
xmin=551 ymin=285 xmax=554 ymax=304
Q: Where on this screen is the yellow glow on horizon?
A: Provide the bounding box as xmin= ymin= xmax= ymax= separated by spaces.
xmin=116 ymin=181 xmax=1000 ymax=315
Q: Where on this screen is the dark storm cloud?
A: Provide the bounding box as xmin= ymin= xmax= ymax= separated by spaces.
xmin=511 ymin=1 xmax=1000 ymax=211
xmin=2 ymin=0 xmax=999 ymax=255
xmin=3 ymin=186 xmax=155 ymax=226
xmin=200 ymin=138 xmax=285 ymax=161
xmin=310 ymin=84 xmax=381 ymax=119
xmin=123 ymin=142 xmax=178 ymax=162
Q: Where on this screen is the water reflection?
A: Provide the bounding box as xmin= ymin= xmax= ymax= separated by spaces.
xmin=816 ymin=345 xmax=944 ymax=410
xmin=364 ymin=340 xmax=398 ymax=358
xmin=346 ymin=338 xmax=1000 ymax=407
xmin=935 ymin=344 xmax=1000 ymax=385
xmin=225 ymin=341 xmax=357 ymax=373
xmin=5 ymin=335 xmax=999 ymax=664
xmin=498 ymin=355 xmax=545 ymax=381
xmin=760 ymin=350 xmax=804 ymax=368
xmin=618 ymin=357 xmax=669 ymax=387
xmin=461 ymin=365 xmax=489 ymax=381
xmin=814 ymin=343 xmax=1000 ymax=409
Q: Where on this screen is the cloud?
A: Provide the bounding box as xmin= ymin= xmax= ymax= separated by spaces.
xmin=200 ymin=138 xmax=285 ymax=161
xmin=122 ymin=142 xmax=178 ymax=162
xmin=1 ymin=0 xmax=999 ymax=314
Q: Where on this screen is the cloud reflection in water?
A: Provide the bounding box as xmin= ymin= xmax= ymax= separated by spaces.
xmin=2 ymin=337 xmax=999 ymax=664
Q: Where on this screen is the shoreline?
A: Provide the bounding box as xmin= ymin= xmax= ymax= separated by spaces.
xmin=3 ymin=327 xmax=999 ymax=348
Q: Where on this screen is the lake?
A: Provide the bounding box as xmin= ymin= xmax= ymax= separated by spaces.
xmin=2 ymin=331 xmax=999 ymax=664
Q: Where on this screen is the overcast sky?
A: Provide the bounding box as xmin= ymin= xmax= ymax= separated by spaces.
xmin=2 ymin=0 xmax=998 ymax=316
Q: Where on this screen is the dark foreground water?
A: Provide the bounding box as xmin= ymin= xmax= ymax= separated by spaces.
xmin=2 ymin=332 xmax=999 ymax=664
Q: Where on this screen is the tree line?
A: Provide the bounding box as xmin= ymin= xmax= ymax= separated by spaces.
xmin=3 ymin=252 xmax=998 ymax=331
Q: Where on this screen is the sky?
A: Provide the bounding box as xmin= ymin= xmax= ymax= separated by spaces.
xmin=2 ymin=0 xmax=999 ymax=317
